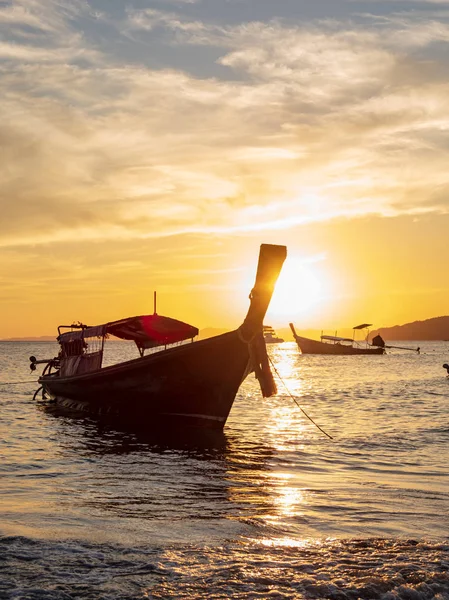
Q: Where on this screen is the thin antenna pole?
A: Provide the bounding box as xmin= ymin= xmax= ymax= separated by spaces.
xmin=154 ymin=291 xmax=157 ymax=315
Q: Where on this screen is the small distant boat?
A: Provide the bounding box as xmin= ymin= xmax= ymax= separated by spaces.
xmin=263 ymin=325 xmax=284 ymax=344
xmin=30 ymin=244 xmax=287 ymax=430
xmin=289 ymin=323 xmax=385 ymax=355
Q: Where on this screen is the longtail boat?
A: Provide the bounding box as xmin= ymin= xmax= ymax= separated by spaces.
xmin=263 ymin=325 xmax=284 ymax=344
xmin=289 ymin=322 xmax=385 ymax=355
xmin=30 ymin=244 xmax=287 ymax=430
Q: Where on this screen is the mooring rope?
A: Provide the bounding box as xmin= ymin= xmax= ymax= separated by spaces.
xmin=268 ymin=355 xmax=333 ymax=440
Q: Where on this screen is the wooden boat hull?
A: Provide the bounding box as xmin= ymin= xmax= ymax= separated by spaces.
xmin=40 ymin=331 xmax=253 ymax=430
xmin=293 ymin=335 xmax=384 ymax=355
xmin=35 ymin=244 xmax=287 ymax=431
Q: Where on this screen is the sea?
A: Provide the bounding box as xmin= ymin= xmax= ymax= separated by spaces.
xmin=1 ymin=340 xmax=448 ymax=599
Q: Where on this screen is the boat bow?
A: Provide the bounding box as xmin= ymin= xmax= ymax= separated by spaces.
xmin=239 ymin=244 xmax=287 ymax=397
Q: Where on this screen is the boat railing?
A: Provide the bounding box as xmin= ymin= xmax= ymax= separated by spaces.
xmin=138 ymin=338 xmax=195 ymax=357
xmin=320 ymin=327 xmax=372 ymax=349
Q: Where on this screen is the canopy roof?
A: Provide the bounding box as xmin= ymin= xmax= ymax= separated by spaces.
xmin=321 ymin=335 xmax=354 ymax=343
xmin=58 ymin=315 xmax=199 ymax=348
xmin=353 ymin=323 xmax=372 ymax=330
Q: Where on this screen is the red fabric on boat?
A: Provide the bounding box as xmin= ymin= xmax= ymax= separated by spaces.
xmin=140 ymin=314 xmax=198 ymax=344
xmin=107 ymin=315 xmax=199 ymax=347
xmin=58 ymin=315 xmax=199 ymax=348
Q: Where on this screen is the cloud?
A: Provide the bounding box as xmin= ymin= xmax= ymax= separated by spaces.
xmin=1 ymin=0 xmax=449 ymax=251
xmin=0 ymin=0 xmax=101 ymax=63
xmin=126 ymin=7 xmax=208 ymax=34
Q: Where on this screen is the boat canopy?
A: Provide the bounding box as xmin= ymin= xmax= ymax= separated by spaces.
xmin=353 ymin=323 xmax=372 ymax=330
xmin=321 ymin=335 xmax=354 ymax=343
xmin=58 ymin=315 xmax=199 ymax=349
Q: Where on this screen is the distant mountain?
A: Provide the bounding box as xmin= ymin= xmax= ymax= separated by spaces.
xmin=3 ymin=316 xmax=448 ymax=343
xmin=369 ymin=316 xmax=449 ymax=341
xmin=0 ymin=336 xmax=55 ymax=342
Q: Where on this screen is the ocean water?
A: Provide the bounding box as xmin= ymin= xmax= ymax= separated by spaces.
xmin=1 ymin=340 xmax=448 ymax=599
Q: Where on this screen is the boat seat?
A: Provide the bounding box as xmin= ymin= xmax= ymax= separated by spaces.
xmin=76 ymin=351 xmax=103 ymax=375
xmin=59 ymin=356 xmax=82 ymax=377
xmin=59 ymin=352 xmax=103 ymax=377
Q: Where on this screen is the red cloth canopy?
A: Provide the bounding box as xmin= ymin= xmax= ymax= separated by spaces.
xmin=108 ymin=315 xmax=199 ymax=348
xmin=58 ymin=315 xmax=199 ymax=349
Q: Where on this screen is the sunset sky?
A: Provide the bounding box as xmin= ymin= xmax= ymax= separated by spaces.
xmin=1 ymin=0 xmax=448 ymax=338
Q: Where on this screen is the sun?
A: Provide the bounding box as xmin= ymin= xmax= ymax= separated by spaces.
xmin=266 ymin=256 xmax=326 ymax=319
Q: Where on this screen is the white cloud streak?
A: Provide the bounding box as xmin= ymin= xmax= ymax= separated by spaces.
xmin=0 ymin=0 xmax=449 ymax=250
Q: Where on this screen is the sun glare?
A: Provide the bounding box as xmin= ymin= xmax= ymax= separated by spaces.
xmin=267 ymin=257 xmax=326 ymax=319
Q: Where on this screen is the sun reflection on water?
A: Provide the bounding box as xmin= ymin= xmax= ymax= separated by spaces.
xmin=258 ymin=347 xmax=316 ymax=531
xmin=265 ymin=404 xmax=307 ymax=452
xmin=277 ymin=484 xmax=306 ymax=518
xmin=268 ymin=344 xmax=297 ymax=378
xmin=267 ymin=343 xmax=311 ymax=397
xmin=267 ymin=472 xmax=307 ymax=518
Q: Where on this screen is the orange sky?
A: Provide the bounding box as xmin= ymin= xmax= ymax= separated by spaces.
xmin=1 ymin=0 xmax=448 ymax=338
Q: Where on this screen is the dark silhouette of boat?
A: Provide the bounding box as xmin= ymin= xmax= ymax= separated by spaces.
xmin=30 ymin=244 xmax=287 ymax=430
xmin=263 ymin=325 xmax=284 ymax=344
xmin=289 ymin=323 xmax=385 ymax=355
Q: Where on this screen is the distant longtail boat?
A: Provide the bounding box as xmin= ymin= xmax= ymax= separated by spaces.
xmin=289 ymin=323 xmax=385 ymax=355
xmin=30 ymin=244 xmax=287 ymax=430
xmin=263 ymin=325 xmax=284 ymax=344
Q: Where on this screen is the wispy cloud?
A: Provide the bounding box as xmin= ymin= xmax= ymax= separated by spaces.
xmin=1 ymin=0 xmax=449 ymax=253
xmin=126 ymin=7 xmax=208 ymax=34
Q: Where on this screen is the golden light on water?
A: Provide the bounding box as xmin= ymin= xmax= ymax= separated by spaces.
xmin=268 ymin=345 xmax=300 ymax=381
xmin=269 ymin=472 xmax=307 ymax=518
xmin=263 ymin=345 xmax=309 ymax=452
xmin=265 ymin=405 xmax=306 ymax=452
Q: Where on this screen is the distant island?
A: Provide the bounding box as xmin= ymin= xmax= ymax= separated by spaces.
xmin=369 ymin=316 xmax=449 ymax=341
xmin=2 ymin=316 xmax=449 ymax=342
xmin=0 ymin=330 xmax=232 ymax=342
xmin=0 ymin=336 xmax=56 ymax=342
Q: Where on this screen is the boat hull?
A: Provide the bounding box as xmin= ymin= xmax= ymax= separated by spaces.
xmin=40 ymin=331 xmax=252 ymax=430
xmin=293 ymin=335 xmax=384 ymax=355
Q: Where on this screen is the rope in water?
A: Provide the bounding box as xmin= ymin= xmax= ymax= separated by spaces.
xmin=268 ymin=355 xmax=333 ymax=440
